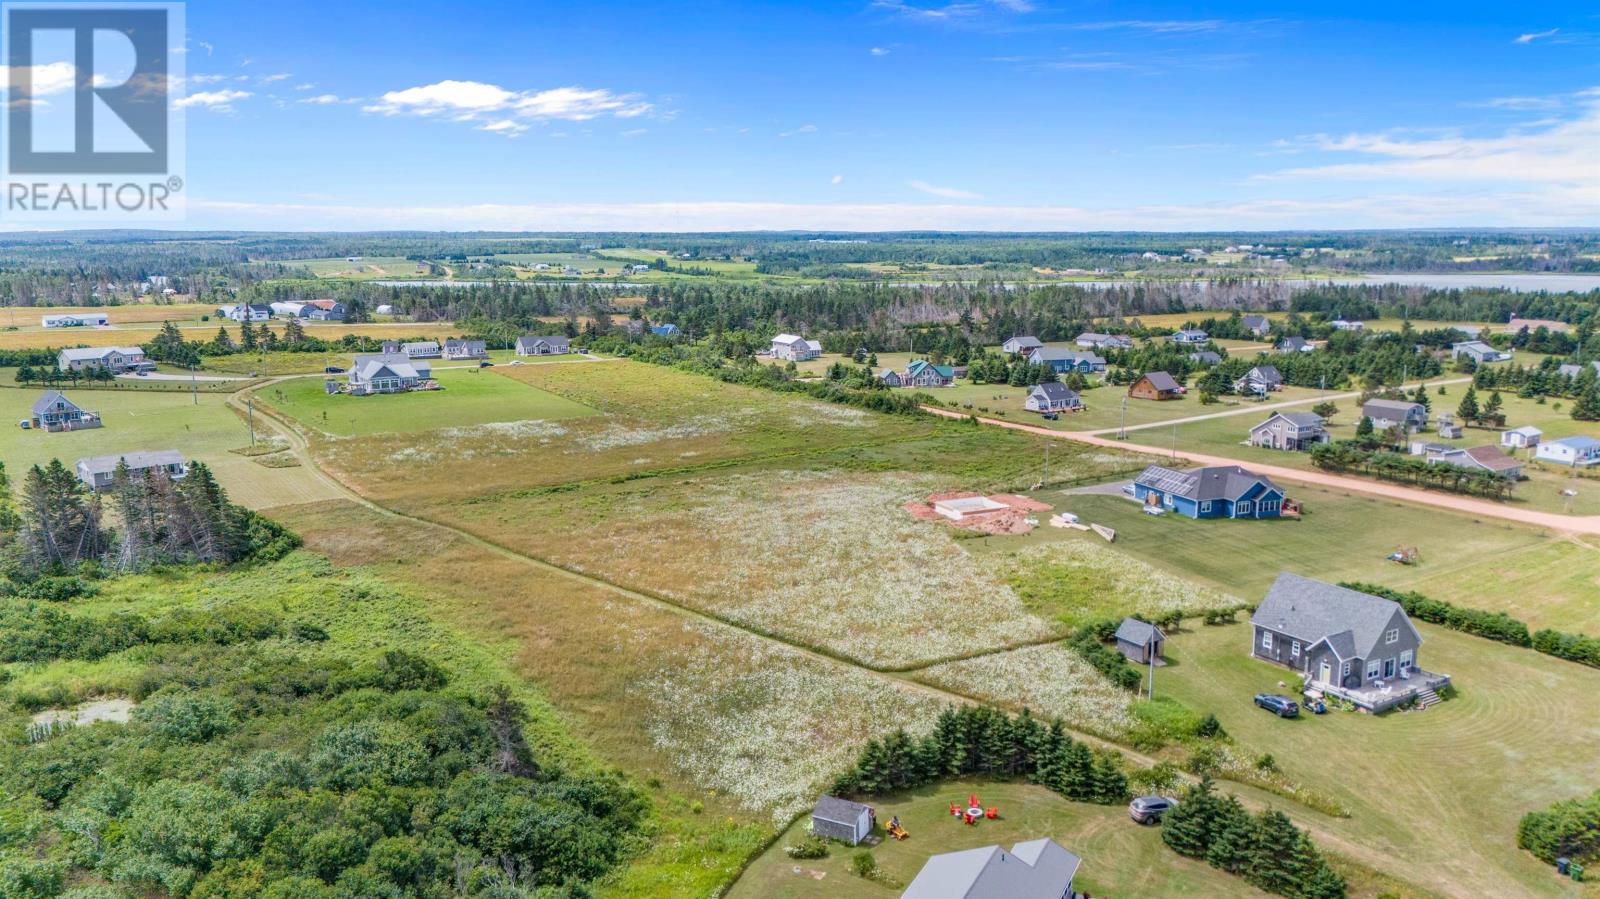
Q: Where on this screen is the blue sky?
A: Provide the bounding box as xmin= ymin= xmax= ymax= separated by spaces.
xmin=58 ymin=1 xmax=1600 ymax=228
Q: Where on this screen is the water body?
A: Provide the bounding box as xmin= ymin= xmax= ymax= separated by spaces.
xmin=1349 ymin=273 xmax=1600 ymax=293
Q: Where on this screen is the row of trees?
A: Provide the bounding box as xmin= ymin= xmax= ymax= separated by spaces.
xmin=1518 ymin=788 xmax=1600 ymax=866
xmin=1162 ymin=778 xmax=1346 ymax=898
xmin=832 ymin=705 xmax=1129 ymax=806
xmin=1308 ymin=443 xmax=1518 ymax=499
xmin=1347 ymin=582 xmax=1600 ymax=669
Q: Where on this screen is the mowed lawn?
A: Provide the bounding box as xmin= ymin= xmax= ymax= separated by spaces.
xmin=262 ymin=367 xmax=599 ymax=437
xmin=1047 ymin=491 xmax=1600 ymax=632
xmin=1159 ymin=623 xmax=1600 ymax=898
xmin=0 ymin=385 xmax=340 ymax=510
xmin=731 ymin=780 xmax=1269 ymax=899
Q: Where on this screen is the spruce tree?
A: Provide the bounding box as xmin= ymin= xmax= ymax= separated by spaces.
xmin=1161 ymin=776 xmax=1218 ymax=858
xmin=1246 ymin=809 xmax=1303 ymax=894
xmin=1204 ymin=796 xmax=1254 ymax=874
xmin=1456 ymin=386 xmax=1480 ymax=424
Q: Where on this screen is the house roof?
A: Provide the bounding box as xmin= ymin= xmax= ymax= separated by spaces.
xmin=1033 ymin=348 xmax=1104 ymax=365
xmin=1255 ymin=411 xmax=1324 ymax=430
xmin=1245 ymin=364 xmax=1282 ymax=383
xmin=1362 ymin=398 xmax=1424 ymax=418
xmin=811 ymin=795 xmax=870 ymax=826
xmin=1242 ymin=314 xmax=1269 ymax=328
xmin=1459 ymin=445 xmax=1522 ymax=472
xmin=1135 ymin=464 xmax=1282 ymax=503
xmin=402 ymin=341 xmax=440 ymax=351
xmin=59 ymin=346 xmax=143 ymax=362
xmin=901 ymin=839 xmax=1080 ymax=899
xmin=1031 ymin=382 xmax=1079 ymax=401
xmin=1250 ymin=573 xmax=1414 ymax=660
xmin=444 ymin=338 xmax=487 ymax=351
xmin=1550 ymin=436 xmax=1600 ymax=450
xmin=1005 ymin=335 xmax=1043 ymax=348
xmin=1173 ymin=329 xmax=1207 ymax=339
xmin=1506 ymin=425 xmax=1543 ymax=437
xmin=1137 ymin=371 xmax=1181 ymax=393
xmin=76 ymin=449 xmax=184 ymax=476
xmin=1115 ymin=617 xmax=1163 ymax=646
xmin=1279 ymin=336 xmax=1310 ymax=349
xmin=908 ymin=360 xmax=955 ymax=378
xmin=352 ymin=353 xmax=429 ymax=381
xmin=1075 ymin=332 xmax=1110 ymax=342
xmin=1452 ymin=340 xmax=1493 ymax=352
xmin=32 ymin=390 xmax=78 ymax=415
xmin=517 ymin=334 xmax=570 ymax=351
xmin=772 ymin=333 xmax=806 ymax=345
xmin=1188 ymin=351 xmax=1222 ymax=364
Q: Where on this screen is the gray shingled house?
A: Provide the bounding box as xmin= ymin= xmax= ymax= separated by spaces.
xmin=1115 ymin=618 xmax=1165 ymax=664
xmin=1249 ymin=411 xmax=1328 ymax=451
xmin=1234 ymin=364 xmax=1283 ymax=394
xmin=515 ymin=335 xmax=572 ymax=356
xmin=902 ymin=838 xmax=1081 ymax=899
xmin=1250 ymin=573 xmax=1449 ymax=712
xmin=810 ymin=795 xmax=874 ymax=845
xmin=1362 ymin=398 xmax=1427 ymax=431
xmin=75 ymin=450 xmax=188 ymax=491
xmin=31 ymin=391 xmax=101 ymax=432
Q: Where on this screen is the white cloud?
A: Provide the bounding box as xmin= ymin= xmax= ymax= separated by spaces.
xmin=187 ymin=188 xmax=1600 ymax=231
xmin=778 ymin=123 xmax=817 ymax=137
xmin=363 ymin=80 xmax=652 ymax=134
xmin=198 ymin=41 xmax=214 ymax=56
xmin=1469 ymin=95 xmax=1562 ymax=110
xmin=297 ymin=94 xmax=345 ymax=105
xmin=870 ymin=46 xmax=891 ymax=56
xmin=260 ymin=73 xmax=292 ymax=83
xmin=293 ymin=83 xmax=316 ymax=91
xmin=1515 ymin=28 xmax=1558 ymax=44
xmin=0 ymin=62 xmax=77 ymax=96
xmin=175 ymin=89 xmax=251 ymax=110
xmin=1257 ymin=92 xmax=1600 ymax=190
xmin=909 ymin=179 xmax=981 ymax=199
xmin=832 ymin=174 xmax=845 ymax=185
xmin=621 ymin=128 xmax=647 ymax=138
xmin=869 ymin=0 xmax=1031 ymax=23
xmin=1062 ymin=19 xmax=1226 ymax=33
xmin=190 ymin=73 xmax=227 ymax=85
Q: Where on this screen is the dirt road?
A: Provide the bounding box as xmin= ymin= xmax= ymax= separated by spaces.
xmin=925 ymin=405 xmax=1600 ymax=536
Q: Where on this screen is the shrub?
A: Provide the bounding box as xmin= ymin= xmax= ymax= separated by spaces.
xmin=1518 ymin=789 xmax=1600 ymax=864
xmin=1196 ymin=713 xmax=1224 ymax=738
xmin=784 ymin=835 xmax=830 ymax=859
xmin=850 ymin=851 xmax=877 ymax=879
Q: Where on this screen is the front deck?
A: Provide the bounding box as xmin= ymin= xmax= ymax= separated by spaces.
xmin=1312 ymin=668 xmax=1450 ymax=713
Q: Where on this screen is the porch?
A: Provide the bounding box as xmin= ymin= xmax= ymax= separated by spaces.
xmin=1310 ymin=668 xmax=1450 ymax=713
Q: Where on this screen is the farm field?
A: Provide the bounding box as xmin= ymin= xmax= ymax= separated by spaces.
xmin=1158 ymin=622 xmax=1600 ymax=898
xmin=0 ymin=318 xmax=465 ymax=353
xmin=292 ymin=255 xmax=427 ymax=279
xmin=0 ymin=301 xmax=216 ymax=328
xmin=261 ymin=367 xmax=600 ymax=437
xmin=731 ymin=780 xmax=1272 ymax=899
xmin=1047 ymin=490 xmax=1600 ymax=634
xmin=0 ymin=383 xmax=339 ymax=510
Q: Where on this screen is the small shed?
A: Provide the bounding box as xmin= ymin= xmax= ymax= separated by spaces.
xmin=1114 ymin=618 xmax=1165 ymax=664
xmin=811 ymin=795 xmax=874 ymax=845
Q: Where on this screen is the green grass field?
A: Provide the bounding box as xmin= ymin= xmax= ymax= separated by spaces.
xmin=731 ymin=780 xmax=1271 ymax=899
xmin=1159 ymin=622 xmax=1600 ymax=898
xmin=0 ymin=384 xmax=339 ymax=510
xmin=261 ymin=367 xmax=599 ymax=437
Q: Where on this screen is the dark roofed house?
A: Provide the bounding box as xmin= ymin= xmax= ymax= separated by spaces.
xmin=1427 ymin=445 xmax=1523 ymax=479
xmin=1242 ymin=314 xmax=1271 ymax=336
xmin=1278 ymin=335 xmax=1313 ymax=353
xmin=1115 ymin=618 xmax=1165 ymax=664
xmin=31 ymin=391 xmax=101 ymax=432
xmin=1170 ymin=328 xmax=1208 ymax=345
xmin=1362 ymin=398 xmax=1427 ymax=431
xmin=1249 ymin=411 xmax=1327 ymax=451
xmin=1188 ymin=350 xmax=1222 ymax=366
xmin=905 ymin=359 xmax=955 ymax=388
xmin=516 ymin=335 xmax=571 ymax=356
xmin=75 ymin=450 xmax=188 ymax=491
xmin=1128 ymin=371 xmax=1182 ymax=401
xmin=1031 ymin=347 xmax=1105 ymax=374
xmin=442 ymin=338 xmax=488 ymax=360
xmin=1002 ymin=335 xmax=1043 ymax=354
xmin=1251 ymin=573 xmax=1448 ymax=712
xmin=1023 ymin=382 xmax=1082 ymax=413
xmin=1234 ymin=364 xmax=1283 ymax=394
xmin=902 ymin=838 xmax=1081 ymax=899
xmin=1133 ymin=464 xmax=1286 ymax=519
xmin=810 ymin=796 xmax=874 ymax=846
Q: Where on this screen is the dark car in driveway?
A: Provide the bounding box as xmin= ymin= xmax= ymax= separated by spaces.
xmin=1129 ymin=795 xmax=1179 ymax=824
xmin=1254 ymin=693 xmax=1299 ymax=718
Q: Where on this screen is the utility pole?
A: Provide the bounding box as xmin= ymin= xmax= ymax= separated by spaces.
xmin=1118 ymin=396 xmax=1128 ymax=440
xmin=189 ymin=362 xmax=198 ymax=405
xmin=1148 ymin=651 xmax=1156 ymax=700
xmin=246 ymin=398 xmax=256 ymax=446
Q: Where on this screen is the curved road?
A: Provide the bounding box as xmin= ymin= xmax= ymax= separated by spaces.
xmin=924 ymin=405 xmax=1600 ymax=535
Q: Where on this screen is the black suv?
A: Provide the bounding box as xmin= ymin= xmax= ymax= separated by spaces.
xmin=1254 ymin=693 xmax=1300 ymax=718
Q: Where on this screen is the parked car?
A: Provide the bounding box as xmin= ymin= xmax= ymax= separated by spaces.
xmin=1041 ymin=411 xmax=1059 ymax=420
xmin=478 ymin=360 xmax=494 ymax=367
xmin=18 ymin=419 xmax=30 ymax=429
xmin=1121 ymin=483 xmax=1137 ymax=497
xmin=1143 ymin=505 xmax=1165 ymax=516
xmin=324 ymin=366 xmax=345 ymax=374
xmin=1128 ymin=795 xmax=1178 ymax=824
xmin=1254 ymin=693 xmax=1299 ymax=718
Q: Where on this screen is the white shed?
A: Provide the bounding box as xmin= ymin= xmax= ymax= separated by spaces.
xmin=1501 ymin=426 xmax=1542 ymax=449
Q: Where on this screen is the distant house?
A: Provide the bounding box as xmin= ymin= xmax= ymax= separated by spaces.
xmin=402 ymin=341 xmax=442 ymax=359
xmin=1024 ymin=382 xmax=1082 ymax=413
xmin=1188 ymin=351 xmax=1222 ymax=365
xmin=1241 ymin=314 xmax=1271 ymax=336
xmin=1075 ymin=332 xmax=1132 ymax=350
xmin=301 ymin=299 xmax=346 ymax=321
xmin=1427 ymin=445 xmax=1523 ymax=479
xmin=1557 ymin=361 xmax=1600 ymax=379
xmin=58 ymin=346 xmax=153 ymax=374
xmin=269 ymin=301 xmax=306 ymax=318
xmin=1331 ymin=319 xmax=1365 ymax=331
xmin=375 ymin=304 xmax=395 ymax=315
xmin=1535 ymin=436 xmax=1600 ymax=467
xmin=1502 ymin=425 xmax=1542 ymax=449
xmin=1031 ymin=347 xmax=1105 ymax=374
xmin=42 ymin=313 xmax=108 ymax=328
xmin=1451 ymin=341 xmax=1511 ymax=364
xmin=74 ymin=450 xmax=188 ymax=491
xmin=770 ymin=333 xmax=821 ymax=361
xmin=1435 ymin=413 xmax=1462 ymax=439
xmin=1133 ymin=464 xmax=1286 ymax=519
xmin=1234 ymin=364 xmax=1283 ymax=394
xmin=1251 ymin=573 xmax=1447 ymax=713
xmin=348 ymin=353 xmax=433 ymax=395
xmin=515 ymin=335 xmax=571 ymax=356
xmin=1277 ymin=336 xmax=1314 ymax=353
xmin=1002 ymin=335 xmax=1043 ymax=355
xmin=1169 ymin=328 xmax=1208 ymax=345
xmin=442 ymin=338 xmax=488 ymax=360
xmin=904 ymin=359 xmax=955 ymax=388
xmin=650 ymin=324 xmax=680 ymax=338
xmin=1115 ymin=618 xmax=1165 ymax=664
xmin=1361 ymin=399 xmax=1427 ymax=431
xmin=1249 ymin=412 xmax=1327 ymax=451
xmin=1128 ymin=371 xmax=1182 ymax=401
xmin=810 ymin=796 xmax=874 ymax=846
xmin=877 ymin=369 xmax=903 ymax=387
xmin=220 ymin=303 xmax=271 ymax=322
xmin=902 ymin=838 xmax=1080 ymax=899
xmin=30 ymin=391 xmax=101 ymax=432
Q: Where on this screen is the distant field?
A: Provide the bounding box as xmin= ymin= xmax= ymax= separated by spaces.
xmin=0 ymin=301 xmax=215 ymax=328
xmin=0 ymin=320 xmax=465 ymax=353
xmin=0 ymin=384 xmax=338 ymax=510
xmin=261 ymin=367 xmax=599 ymax=438
xmin=294 ymin=255 xmax=425 ymax=279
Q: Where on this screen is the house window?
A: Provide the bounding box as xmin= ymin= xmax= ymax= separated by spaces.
xmin=1291 ymin=641 xmax=1301 ymax=658
xmin=1261 ymin=631 xmax=1273 ymax=651
xmin=1341 ymin=661 xmax=1351 ymax=678
xmin=1200 ymin=501 xmax=1212 ymax=513
xmin=1236 ymin=501 xmax=1252 ymax=515
xmin=1385 ymin=628 xmax=1399 ymax=644
xmin=1366 ymin=661 xmax=1381 ymax=680
xmin=1400 ymin=650 xmax=1413 ymax=671
xmin=1384 ymin=658 xmax=1396 ymax=678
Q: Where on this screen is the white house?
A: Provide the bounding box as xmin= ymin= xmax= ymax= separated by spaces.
xmin=515 ymin=335 xmax=571 ymax=356
xmin=1002 ymin=336 xmax=1043 ymax=355
xmin=42 ymin=313 xmax=108 ymax=328
xmin=1501 ymin=426 xmax=1543 ymax=449
xmin=220 ymin=304 xmax=271 ymax=322
xmin=1170 ymin=328 xmax=1209 ymax=345
xmin=58 ymin=346 xmax=153 ymax=374
xmin=1331 ymin=319 xmax=1365 ymax=331
xmin=770 ymin=333 xmax=821 ymax=361
xmin=1451 ymin=341 xmax=1511 ymax=364
xmin=75 ymin=450 xmax=188 ymax=491
xmin=269 ymin=301 xmax=306 ymax=318
xmin=1535 ymin=436 xmax=1600 ymax=467
xmin=1023 ymin=382 xmax=1082 ymax=413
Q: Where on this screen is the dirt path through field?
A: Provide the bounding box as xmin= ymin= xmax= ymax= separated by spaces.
xmin=925 ymin=405 xmax=1600 ymax=536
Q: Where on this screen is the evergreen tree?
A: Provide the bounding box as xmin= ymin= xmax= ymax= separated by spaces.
xmin=1354 ymin=415 xmax=1375 ymax=444
xmin=20 ymin=459 xmax=104 ymax=571
xmin=1483 ymin=390 xmax=1503 ymax=421
xmin=1246 ymin=809 xmax=1303 ymax=894
xmin=1456 ymin=386 xmax=1480 ymax=424
xmin=1161 ymin=776 xmax=1219 ymax=858
xmin=1572 ymin=385 xmax=1600 ymax=421
xmin=1204 ymin=796 xmax=1254 ymax=874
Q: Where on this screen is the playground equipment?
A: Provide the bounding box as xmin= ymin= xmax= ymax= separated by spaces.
xmin=887 ymin=817 xmax=909 ymax=841
xmin=1387 ymin=546 xmax=1420 ymax=565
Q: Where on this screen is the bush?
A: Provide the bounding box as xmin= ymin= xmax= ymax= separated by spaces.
xmin=850 ymin=851 xmax=877 ymax=879
xmin=1518 ymin=789 xmax=1600 ymax=864
xmin=785 ymin=835 xmax=830 ymax=859
xmin=1346 ymin=582 xmax=1600 ymax=670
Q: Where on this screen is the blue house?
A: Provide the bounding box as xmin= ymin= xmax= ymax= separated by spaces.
xmin=650 ymin=323 xmax=681 ymax=337
xmin=1030 ymin=347 xmax=1106 ymax=374
xmin=1132 ymin=464 xmax=1287 ymax=520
